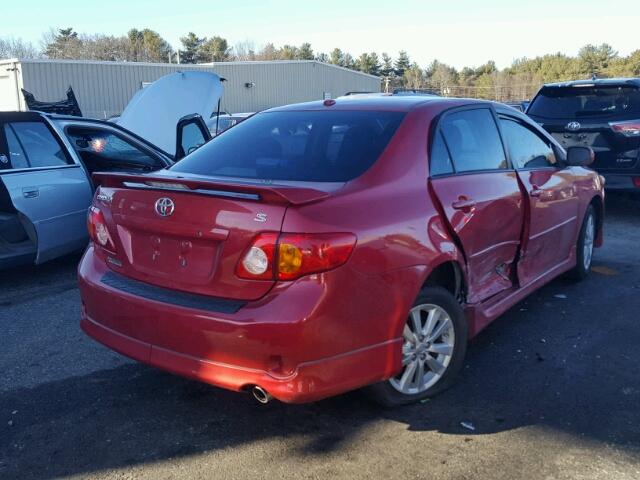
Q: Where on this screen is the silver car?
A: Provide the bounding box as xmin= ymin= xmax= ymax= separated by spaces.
xmin=0 ymin=71 xmax=220 ymax=268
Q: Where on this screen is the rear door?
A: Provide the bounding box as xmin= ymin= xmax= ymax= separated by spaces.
xmin=497 ymin=113 xmax=580 ymax=285
xmin=0 ymin=113 xmax=93 ymax=263
xmin=429 ymin=106 xmax=525 ymax=304
xmin=54 ymin=120 xmax=171 ymax=178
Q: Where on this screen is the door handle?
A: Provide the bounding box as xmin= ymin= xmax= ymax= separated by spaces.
xmin=452 ymin=198 xmax=476 ymax=210
xmin=22 ymin=187 xmax=39 ymax=198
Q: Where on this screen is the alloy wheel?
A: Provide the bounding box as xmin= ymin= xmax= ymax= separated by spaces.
xmin=389 ymin=304 xmax=455 ymax=395
xmin=583 ymin=213 xmax=595 ymax=270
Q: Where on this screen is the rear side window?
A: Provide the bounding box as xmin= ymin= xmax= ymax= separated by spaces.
xmin=429 ymin=131 xmax=454 ymax=176
xmin=171 ymin=110 xmax=406 ymax=182
xmin=4 ymin=121 xmax=72 ymax=168
xmin=500 ymin=118 xmax=557 ymax=169
xmin=439 ymin=109 xmax=507 ymax=172
xmin=3 ymin=125 xmax=29 ymax=169
xmin=528 ymin=85 xmax=640 ymax=118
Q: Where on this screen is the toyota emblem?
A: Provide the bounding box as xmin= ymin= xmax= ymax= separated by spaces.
xmin=566 ymin=121 xmax=581 ymax=131
xmin=155 ymin=197 xmax=175 ymax=217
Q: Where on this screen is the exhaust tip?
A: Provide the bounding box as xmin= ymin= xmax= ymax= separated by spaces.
xmin=251 ymin=386 xmax=272 ymax=404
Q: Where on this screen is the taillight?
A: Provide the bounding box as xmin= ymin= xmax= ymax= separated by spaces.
xmin=610 ymin=120 xmax=640 ymax=137
xmin=236 ymin=232 xmax=278 ymax=280
xmin=236 ymin=232 xmax=356 ymax=281
xmin=633 ymin=177 xmax=640 ymax=188
xmin=87 ymin=206 xmax=115 ymax=251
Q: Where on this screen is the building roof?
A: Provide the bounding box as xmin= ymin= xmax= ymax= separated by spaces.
xmin=0 ymin=58 xmax=380 ymax=80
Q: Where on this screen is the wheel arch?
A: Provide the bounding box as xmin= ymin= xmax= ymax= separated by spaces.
xmin=421 ymin=259 xmax=466 ymax=302
xmin=589 ymin=194 xmax=604 ymax=246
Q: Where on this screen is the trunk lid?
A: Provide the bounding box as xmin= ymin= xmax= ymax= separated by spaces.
xmin=117 ymin=71 xmax=223 ymax=158
xmin=93 ymin=172 xmax=334 ymax=301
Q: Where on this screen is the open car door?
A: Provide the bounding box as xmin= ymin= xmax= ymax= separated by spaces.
xmin=117 ymin=71 xmax=221 ymax=159
xmin=0 ymin=113 xmax=92 ymax=266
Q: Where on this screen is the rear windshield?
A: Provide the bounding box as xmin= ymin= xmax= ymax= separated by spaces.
xmin=528 ymin=85 xmax=640 ymax=118
xmin=170 ymin=110 xmax=405 ymax=182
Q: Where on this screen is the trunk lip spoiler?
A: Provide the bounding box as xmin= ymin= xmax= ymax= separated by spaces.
xmin=121 ymin=181 xmax=261 ymax=201
xmin=92 ymin=172 xmax=331 ymax=205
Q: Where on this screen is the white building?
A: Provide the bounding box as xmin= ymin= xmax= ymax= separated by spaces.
xmin=0 ymin=58 xmax=380 ymax=118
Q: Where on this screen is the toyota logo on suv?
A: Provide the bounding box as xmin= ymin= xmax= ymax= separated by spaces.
xmin=155 ymin=197 xmax=175 ymax=217
xmin=566 ymin=121 xmax=581 ymax=131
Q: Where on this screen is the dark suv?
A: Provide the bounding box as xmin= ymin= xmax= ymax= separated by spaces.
xmin=527 ymin=78 xmax=640 ymax=190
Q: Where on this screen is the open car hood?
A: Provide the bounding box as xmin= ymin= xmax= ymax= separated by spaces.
xmin=117 ymin=71 xmax=223 ymax=157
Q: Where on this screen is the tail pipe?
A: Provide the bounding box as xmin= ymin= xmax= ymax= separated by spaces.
xmin=251 ymin=386 xmax=273 ymax=404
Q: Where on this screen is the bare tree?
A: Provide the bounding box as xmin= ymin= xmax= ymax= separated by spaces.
xmin=233 ymin=40 xmax=256 ymax=61
xmin=0 ymin=37 xmax=41 ymax=59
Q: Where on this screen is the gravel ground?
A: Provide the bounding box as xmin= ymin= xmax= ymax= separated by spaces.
xmin=1 ymin=194 xmax=639 ymax=480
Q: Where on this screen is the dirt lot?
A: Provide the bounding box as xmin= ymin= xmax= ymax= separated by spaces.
xmin=1 ymin=194 xmax=639 ymax=480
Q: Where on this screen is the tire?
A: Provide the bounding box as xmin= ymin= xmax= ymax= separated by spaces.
xmin=366 ymin=286 xmax=467 ymax=407
xmin=568 ymin=205 xmax=596 ymax=281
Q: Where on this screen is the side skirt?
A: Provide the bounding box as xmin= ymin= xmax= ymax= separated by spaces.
xmin=465 ymin=247 xmax=576 ymax=338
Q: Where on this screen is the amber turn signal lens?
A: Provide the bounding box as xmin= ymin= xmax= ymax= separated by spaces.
xmin=278 ymin=243 xmax=303 ymax=275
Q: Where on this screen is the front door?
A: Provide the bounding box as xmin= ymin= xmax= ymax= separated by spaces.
xmin=0 ymin=113 xmax=92 ymax=264
xmin=429 ymin=107 xmax=525 ymax=304
xmin=497 ymin=114 xmax=580 ymax=285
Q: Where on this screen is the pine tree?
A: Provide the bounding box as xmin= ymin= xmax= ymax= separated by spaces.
xmin=199 ymin=36 xmax=231 ymax=62
xmin=179 ymin=32 xmax=204 ymax=63
xmin=44 ymin=28 xmax=82 ymax=59
xmin=394 ymin=50 xmax=411 ymax=77
xmin=329 ymin=48 xmax=344 ymax=66
xmin=297 ymin=43 xmax=314 ymax=60
xmin=279 ymin=45 xmax=298 ymax=60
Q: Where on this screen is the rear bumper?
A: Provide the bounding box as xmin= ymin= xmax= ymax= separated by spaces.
xmin=78 ymin=246 xmax=405 ymax=403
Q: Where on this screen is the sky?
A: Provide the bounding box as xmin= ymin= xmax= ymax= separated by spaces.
xmin=2 ymin=0 xmax=637 ymax=69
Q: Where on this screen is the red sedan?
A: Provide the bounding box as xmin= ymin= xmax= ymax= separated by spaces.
xmin=79 ymin=96 xmax=604 ymax=405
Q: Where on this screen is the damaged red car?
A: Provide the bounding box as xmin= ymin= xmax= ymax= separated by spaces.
xmin=79 ymin=95 xmax=604 ymax=405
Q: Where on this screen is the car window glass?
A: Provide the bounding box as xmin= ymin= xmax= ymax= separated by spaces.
xmin=181 ymin=122 xmax=206 ymax=155
xmin=171 ymin=110 xmax=405 ymax=182
xmin=440 ymin=109 xmax=507 ymax=172
xmin=66 ymin=127 xmax=163 ymax=173
xmin=500 ymin=118 xmax=557 ymax=169
xmin=3 ymin=125 xmax=30 ymax=169
xmin=8 ymin=121 xmax=71 ymax=168
xmin=528 ymin=85 xmax=640 ymax=118
xmin=430 ymin=131 xmax=454 ymax=176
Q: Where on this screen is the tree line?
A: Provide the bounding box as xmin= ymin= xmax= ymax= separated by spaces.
xmin=1 ymin=28 xmax=639 ymax=100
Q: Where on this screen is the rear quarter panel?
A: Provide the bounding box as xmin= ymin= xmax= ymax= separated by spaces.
xmin=281 ymin=105 xmax=464 ymax=355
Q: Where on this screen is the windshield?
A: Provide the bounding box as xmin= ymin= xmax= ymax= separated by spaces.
xmin=171 ymin=110 xmax=405 ymax=182
xmin=528 ymin=85 xmax=640 ymax=118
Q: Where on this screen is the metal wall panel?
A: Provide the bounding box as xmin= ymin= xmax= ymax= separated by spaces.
xmin=10 ymin=60 xmax=380 ymax=118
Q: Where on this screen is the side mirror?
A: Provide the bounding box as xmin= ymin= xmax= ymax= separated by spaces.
xmin=566 ymin=146 xmax=594 ymax=167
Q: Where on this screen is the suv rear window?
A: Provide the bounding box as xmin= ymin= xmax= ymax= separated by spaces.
xmin=528 ymin=85 xmax=640 ymax=118
xmin=171 ymin=110 xmax=405 ymax=182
